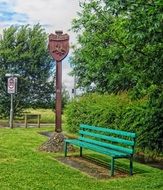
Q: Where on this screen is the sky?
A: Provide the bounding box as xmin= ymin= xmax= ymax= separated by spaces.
xmin=0 ymin=0 xmax=82 ymax=96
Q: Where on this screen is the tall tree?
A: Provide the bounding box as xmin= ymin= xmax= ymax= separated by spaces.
xmin=70 ymin=0 xmax=163 ymax=95
xmin=0 ymin=24 xmax=54 ymax=117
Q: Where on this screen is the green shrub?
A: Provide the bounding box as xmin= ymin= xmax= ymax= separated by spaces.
xmin=65 ymin=92 xmax=163 ymax=154
xmin=119 ymin=101 xmax=163 ymax=153
xmin=65 ymin=93 xmax=130 ymax=133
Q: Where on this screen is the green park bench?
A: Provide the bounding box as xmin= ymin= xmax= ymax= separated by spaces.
xmin=64 ymin=124 xmax=136 ymax=176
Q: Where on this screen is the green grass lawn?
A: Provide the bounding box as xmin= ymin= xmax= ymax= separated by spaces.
xmin=0 ymin=127 xmax=163 ymax=190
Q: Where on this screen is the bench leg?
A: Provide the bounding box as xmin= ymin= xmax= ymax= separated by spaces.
xmin=64 ymin=142 xmax=68 ymax=157
xmin=25 ymin=115 xmax=27 ymax=128
xmin=111 ymin=158 xmax=115 ymax=177
xmin=80 ymin=147 xmax=82 ymax=157
xmin=130 ymin=156 xmax=133 ymax=175
xmin=37 ymin=115 xmax=40 ymax=128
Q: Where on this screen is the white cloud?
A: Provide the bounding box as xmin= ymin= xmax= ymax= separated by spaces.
xmin=13 ymin=0 xmax=81 ymax=39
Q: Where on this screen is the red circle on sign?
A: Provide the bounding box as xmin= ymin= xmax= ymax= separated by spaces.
xmin=9 ymin=79 xmax=14 ymax=89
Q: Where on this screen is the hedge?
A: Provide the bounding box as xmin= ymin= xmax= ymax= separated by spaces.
xmin=65 ymin=91 xmax=163 ymax=154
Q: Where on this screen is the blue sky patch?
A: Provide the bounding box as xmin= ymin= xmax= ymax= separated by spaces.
xmin=0 ymin=1 xmax=28 ymax=23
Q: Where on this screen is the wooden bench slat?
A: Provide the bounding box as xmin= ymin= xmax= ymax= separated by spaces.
xmin=79 ymin=130 xmax=135 ymax=146
xmin=79 ymin=137 xmax=133 ymax=154
xmin=80 ymin=124 xmax=136 ymax=138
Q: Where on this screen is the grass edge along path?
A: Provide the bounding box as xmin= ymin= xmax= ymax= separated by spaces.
xmin=0 ymin=127 xmax=163 ymax=190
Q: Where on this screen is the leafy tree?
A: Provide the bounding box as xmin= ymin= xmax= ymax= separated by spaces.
xmin=70 ymin=0 xmax=163 ymax=95
xmin=0 ymin=24 xmax=54 ymax=117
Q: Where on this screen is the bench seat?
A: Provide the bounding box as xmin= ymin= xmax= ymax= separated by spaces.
xmin=64 ymin=124 xmax=136 ymax=176
xmin=65 ymin=139 xmax=130 ymax=158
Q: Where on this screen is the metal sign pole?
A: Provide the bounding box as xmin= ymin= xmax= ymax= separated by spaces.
xmin=10 ymin=94 xmax=14 ymax=129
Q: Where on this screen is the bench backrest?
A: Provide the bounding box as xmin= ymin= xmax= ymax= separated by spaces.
xmin=25 ymin=114 xmax=41 ymax=119
xmin=79 ymin=124 xmax=136 ymax=155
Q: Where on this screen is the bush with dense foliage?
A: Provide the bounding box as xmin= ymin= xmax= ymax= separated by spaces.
xmin=65 ymin=92 xmax=163 ymax=154
xmin=66 ymin=93 xmax=129 ymax=132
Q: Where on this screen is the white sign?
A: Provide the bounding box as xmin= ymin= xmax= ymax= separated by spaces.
xmin=7 ymin=77 xmax=17 ymax=94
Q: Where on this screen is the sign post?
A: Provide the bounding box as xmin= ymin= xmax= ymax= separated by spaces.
xmin=6 ymin=74 xmax=19 ymax=129
xmin=10 ymin=93 xmax=14 ymax=129
xmin=8 ymin=77 xmax=17 ymax=129
xmin=48 ymin=31 xmax=69 ymax=132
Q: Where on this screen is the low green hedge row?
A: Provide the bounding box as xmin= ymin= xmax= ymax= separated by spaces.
xmin=65 ymin=91 xmax=163 ymax=154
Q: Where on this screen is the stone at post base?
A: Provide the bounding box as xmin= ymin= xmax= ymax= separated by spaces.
xmin=39 ymin=132 xmax=74 ymax=153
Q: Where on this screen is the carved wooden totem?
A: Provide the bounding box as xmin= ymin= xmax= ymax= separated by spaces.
xmin=48 ymin=31 xmax=69 ymax=132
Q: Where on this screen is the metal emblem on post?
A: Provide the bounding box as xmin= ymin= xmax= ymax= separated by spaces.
xmin=48 ymin=31 xmax=69 ymax=132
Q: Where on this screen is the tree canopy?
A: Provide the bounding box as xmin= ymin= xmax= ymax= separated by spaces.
xmin=0 ymin=24 xmax=54 ymax=117
xmin=70 ymin=0 xmax=163 ymax=96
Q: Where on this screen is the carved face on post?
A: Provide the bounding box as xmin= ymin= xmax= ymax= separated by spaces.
xmin=48 ymin=31 xmax=69 ymax=62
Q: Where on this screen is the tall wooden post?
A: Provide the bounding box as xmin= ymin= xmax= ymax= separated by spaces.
xmin=55 ymin=61 xmax=62 ymax=132
xmin=48 ymin=31 xmax=69 ymax=133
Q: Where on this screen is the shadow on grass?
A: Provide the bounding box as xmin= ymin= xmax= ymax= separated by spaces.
xmin=57 ymin=151 xmax=151 ymax=180
xmin=83 ymin=153 xmax=150 ymax=175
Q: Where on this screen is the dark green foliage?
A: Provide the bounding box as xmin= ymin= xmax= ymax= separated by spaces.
xmin=68 ymin=0 xmax=163 ymax=156
xmin=0 ymin=24 xmax=54 ymax=117
xmin=65 ymin=93 xmax=129 ymax=133
xmin=70 ymin=0 xmax=163 ymax=95
xmin=120 ymin=96 xmax=163 ymax=153
xmin=65 ymin=93 xmax=163 ymax=153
